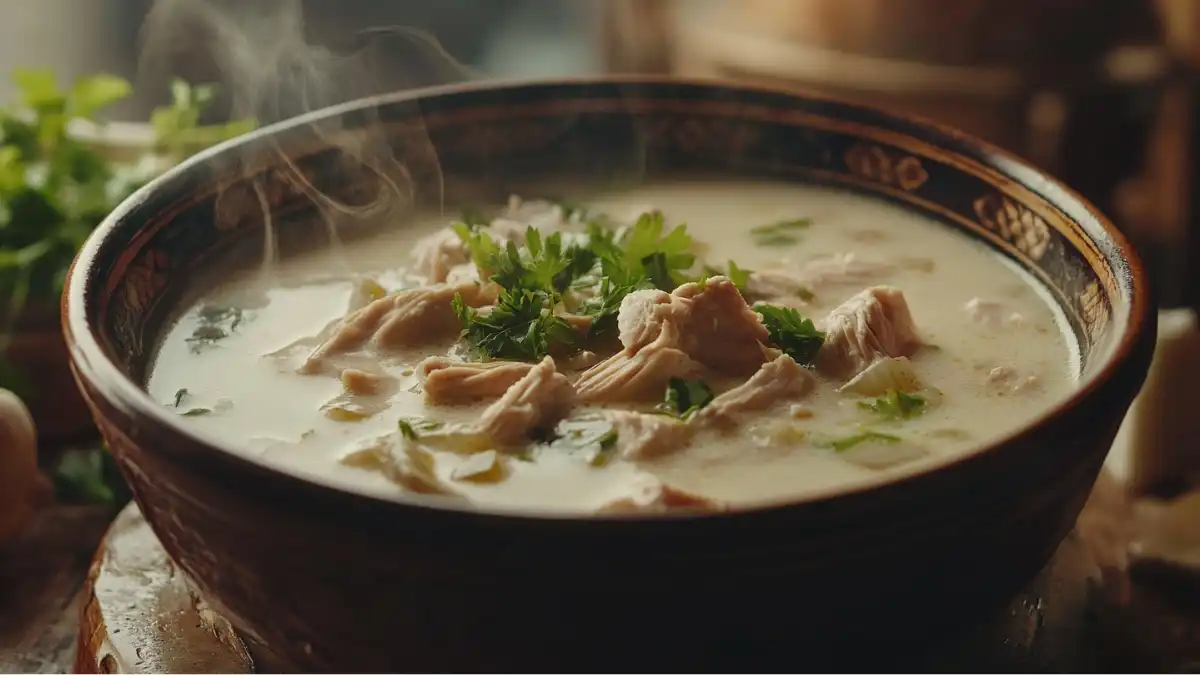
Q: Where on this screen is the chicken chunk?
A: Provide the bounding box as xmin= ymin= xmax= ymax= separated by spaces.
xmin=340 ymin=368 xmax=394 ymax=396
xmin=744 ymin=253 xmax=894 ymax=304
xmin=800 ymin=253 xmax=894 ymax=290
xmin=607 ymin=410 xmax=695 ymax=461
xmin=575 ymin=321 xmax=705 ymax=403
xmin=301 ymin=282 xmax=494 ymax=374
xmin=817 ymin=286 xmax=923 ymax=380
xmin=410 ymin=222 xmax=526 ymax=283
xmin=671 ymin=277 xmax=771 ymax=375
xmin=596 ymin=472 xmax=726 ymax=514
xmin=695 ymin=354 xmax=814 ymax=428
xmin=477 ymin=356 xmax=576 ymax=446
xmin=420 ymin=357 xmax=536 ymax=405
xmin=616 ymin=277 xmax=769 ymax=376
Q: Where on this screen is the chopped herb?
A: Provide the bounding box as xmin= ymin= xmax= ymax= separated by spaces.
xmin=750 ymin=218 xmax=811 ymax=247
xmin=825 ymin=430 xmax=902 ymax=452
xmin=398 ymin=419 xmax=420 ymax=440
xmin=453 ymin=288 xmax=575 ymax=361
xmin=150 ymin=79 xmax=257 ymax=158
xmin=579 ymin=277 xmax=642 ymax=340
xmin=400 ymin=417 xmax=443 ymax=434
xmin=181 ymin=407 xmax=212 ymax=417
xmin=185 ymin=305 xmax=246 ymax=353
xmin=588 ymin=428 xmax=620 ymax=467
xmin=699 ymin=260 xmax=753 ymax=293
xmin=795 ymin=287 xmax=816 ymax=302
xmin=754 ymin=304 xmax=825 ymax=366
xmin=858 ymin=389 xmax=927 ymax=421
xmin=453 ymin=224 xmax=592 ymax=295
xmin=656 ymin=378 xmax=715 ymax=420
xmin=592 ymin=211 xmax=696 ymax=290
xmin=172 ymin=388 xmax=188 ymax=407
xmin=458 ymin=207 xmax=491 ymax=229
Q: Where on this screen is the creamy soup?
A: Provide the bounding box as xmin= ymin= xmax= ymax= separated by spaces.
xmin=147 ymin=181 xmax=1077 ymax=513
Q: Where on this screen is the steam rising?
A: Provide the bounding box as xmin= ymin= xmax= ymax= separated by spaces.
xmin=138 ymin=0 xmax=477 ymax=273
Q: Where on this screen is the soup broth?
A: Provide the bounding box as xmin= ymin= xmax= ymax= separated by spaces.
xmin=147 ymin=181 xmax=1076 ymax=513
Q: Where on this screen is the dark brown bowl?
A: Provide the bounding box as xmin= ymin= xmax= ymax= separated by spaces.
xmin=63 ymin=77 xmax=1155 ymax=671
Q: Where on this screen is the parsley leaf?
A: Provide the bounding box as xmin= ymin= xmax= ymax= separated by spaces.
xmin=453 ymin=288 xmax=575 ymax=361
xmin=750 ymin=218 xmax=811 ymax=247
xmin=594 ymin=211 xmax=696 ymax=290
xmin=825 ymin=430 xmax=901 ymax=452
xmin=858 ymin=389 xmax=927 ymax=421
xmin=579 ymin=277 xmax=643 ymax=340
xmin=656 ymin=378 xmax=715 ymax=420
xmin=754 ymin=304 xmax=825 ymax=366
xmin=701 ymin=260 xmax=753 ymax=293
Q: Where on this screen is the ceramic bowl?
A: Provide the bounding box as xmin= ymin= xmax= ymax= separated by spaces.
xmin=63 ymin=77 xmax=1155 ymax=671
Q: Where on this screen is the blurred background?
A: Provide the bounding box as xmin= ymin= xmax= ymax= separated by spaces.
xmin=0 ymin=0 xmax=1196 ymax=308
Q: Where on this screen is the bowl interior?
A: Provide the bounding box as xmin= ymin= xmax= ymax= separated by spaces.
xmin=65 ymin=77 xmax=1145 ymax=510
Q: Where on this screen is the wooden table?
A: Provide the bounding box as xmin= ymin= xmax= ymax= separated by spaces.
xmin=2 ymin=470 xmax=1199 ymax=673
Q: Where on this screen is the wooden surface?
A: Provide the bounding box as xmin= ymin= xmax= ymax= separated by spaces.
xmin=0 ymin=473 xmax=1186 ymax=673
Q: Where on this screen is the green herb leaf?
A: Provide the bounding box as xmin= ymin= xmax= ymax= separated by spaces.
xmin=579 ymin=277 xmax=641 ymax=340
xmin=594 ymin=211 xmax=696 ymax=290
xmin=173 ymin=388 xmax=189 ymax=407
xmin=858 ymin=389 xmax=927 ymax=421
xmin=754 ymin=304 xmax=825 ymax=366
xmin=453 ymin=288 xmax=575 ymax=362
xmin=825 ymin=430 xmax=902 ymax=452
xmin=398 ymin=419 xmax=420 ymax=440
xmin=181 ymin=407 xmax=212 ymax=417
xmin=151 ymin=79 xmax=257 ymax=158
xmin=588 ymin=428 xmax=620 ymax=466
xmin=750 ymin=218 xmax=811 ymax=247
xmin=656 ymin=378 xmax=715 ymax=420
xmin=69 ymin=74 xmax=133 ymax=119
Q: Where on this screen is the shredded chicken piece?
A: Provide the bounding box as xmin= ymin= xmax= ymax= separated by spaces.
xmin=745 ymin=253 xmax=894 ymax=303
xmin=817 ymin=286 xmax=923 ymax=379
xmin=597 ymin=472 xmax=726 ymax=514
xmin=965 ymin=297 xmax=1026 ymax=327
xmin=616 ymin=277 xmax=769 ymax=376
xmin=477 ymin=356 xmax=576 ymax=446
xmin=745 ymin=269 xmax=813 ymax=303
xmin=410 ymin=222 xmax=526 ymax=283
xmin=301 ymin=282 xmax=494 ymax=374
xmin=575 ymin=321 xmax=705 ymax=403
xmin=695 ymin=354 xmax=814 ymax=428
xmin=801 ymin=252 xmax=894 ymax=289
xmin=340 ymin=368 xmax=393 ymax=396
xmin=607 ymin=410 xmax=695 ymax=461
xmin=504 ymin=195 xmax=570 ymax=229
xmin=420 ymin=357 xmax=535 ymax=405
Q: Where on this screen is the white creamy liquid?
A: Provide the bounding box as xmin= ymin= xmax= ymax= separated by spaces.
xmin=147 ymin=181 xmax=1077 ymax=512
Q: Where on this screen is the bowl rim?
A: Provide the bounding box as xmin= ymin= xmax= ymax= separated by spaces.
xmin=63 ymin=74 xmax=1155 ymax=524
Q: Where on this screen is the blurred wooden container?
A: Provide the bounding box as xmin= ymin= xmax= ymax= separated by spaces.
xmin=602 ymin=0 xmax=1167 ymax=179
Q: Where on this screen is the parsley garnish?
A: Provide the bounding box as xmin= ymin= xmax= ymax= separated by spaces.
xmin=750 ymin=218 xmax=811 ymax=246
xmin=579 ymin=277 xmax=643 ymax=340
xmin=593 ymin=211 xmax=696 ymax=290
xmin=173 ymin=388 xmax=189 ymax=407
xmin=588 ymin=428 xmax=620 ymax=466
xmin=656 ymin=378 xmax=715 ymax=420
xmin=825 ymin=430 xmax=902 ymax=452
xmin=453 ymin=288 xmax=575 ymax=361
xmin=754 ymin=304 xmax=825 ymax=366
xmin=858 ymin=389 xmax=927 ymax=421
xmin=398 ymin=419 xmax=420 ymax=441
xmin=184 ymin=305 xmax=245 ymax=354
xmin=701 ymin=260 xmax=753 ymax=293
